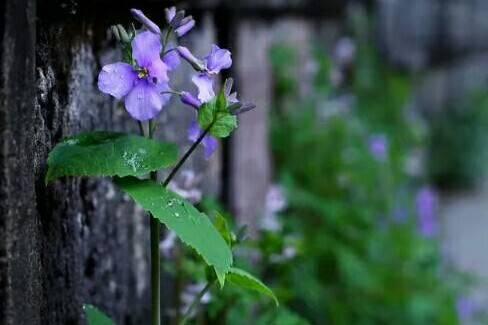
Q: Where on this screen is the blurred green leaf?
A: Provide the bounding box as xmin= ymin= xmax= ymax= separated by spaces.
xmin=227 ymin=267 xmax=279 ymax=306
xmin=84 ymin=304 xmax=113 ymax=325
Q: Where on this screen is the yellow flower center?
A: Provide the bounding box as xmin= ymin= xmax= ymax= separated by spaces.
xmin=137 ymin=67 xmax=149 ymax=79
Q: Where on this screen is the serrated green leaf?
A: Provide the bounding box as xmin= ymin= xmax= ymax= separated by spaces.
xmin=46 ymin=131 xmax=178 ymax=183
xmin=198 ymin=101 xmax=216 ymax=130
xmin=227 ymin=267 xmax=279 ymax=306
xmin=198 ymin=100 xmax=238 ymax=138
xmin=84 ymin=304 xmax=114 ymax=325
xmin=210 ymin=114 xmax=237 ymax=138
xmin=115 ymin=176 xmax=233 ymax=287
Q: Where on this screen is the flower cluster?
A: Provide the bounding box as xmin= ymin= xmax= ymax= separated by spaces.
xmin=98 ymin=7 xmax=254 ymax=158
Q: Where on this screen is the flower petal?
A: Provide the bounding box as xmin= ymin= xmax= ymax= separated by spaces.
xmin=163 ymin=48 xmax=181 ymax=71
xmin=156 ymin=82 xmax=173 ymax=104
xmin=192 ymin=74 xmax=215 ymax=103
xmin=98 ymin=62 xmax=136 ymax=99
xmin=147 ymin=57 xmax=169 ymax=84
xmin=205 ymin=44 xmax=232 ymax=74
xmin=132 ymin=31 xmax=162 ymax=68
xmin=187 ymin=121 xmax=201 ymax=142
xmin=124 ymin=80 xmax=168 ymax=121
xmin=203 ymin=135 xmax=218 ymax=159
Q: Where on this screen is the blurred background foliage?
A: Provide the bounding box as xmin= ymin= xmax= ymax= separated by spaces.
xmin=174 ymin=8 xmax=488 ymax=325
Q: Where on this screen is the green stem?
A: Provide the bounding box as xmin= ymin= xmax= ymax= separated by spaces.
xmin=161 ymin=27 xmax=173 ymax=58
xmin=163 ymin=125 xmax=211 ymax=187
xmin=180 ymin=281 xmax=215 ymax=325
xmin=140 ymin=120 xmax=161 ymax=325
xmin=143 ymin=116 xmax=211 ymax=325
xmin=150 ymin=214 xmax=161 ymax=325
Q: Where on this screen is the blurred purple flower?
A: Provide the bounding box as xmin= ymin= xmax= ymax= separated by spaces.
xmin=130 ymin=9 xmax=161 ymax=35
xmin=188 ymin=122 xmax=218 ymax=159
xmin=334 ymin=37 xmax=356 ymax=66
xmin=369 ymin=134 xmax=389 ymax=162
xmin=415 ymin=186 xmax=439 ymax=237
xmin=260 ymin=185 xmax=287 ymax=232
xmin=457 ymin=296 xmax=476 ymax=322
xmin=98 ymin=31 xmax=171 ymax=121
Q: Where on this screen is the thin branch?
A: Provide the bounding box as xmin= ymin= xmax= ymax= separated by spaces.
xmin=180 ymin=281 xmax=214 ymax=325
xmin=162 ymin=124 xmax=212 ymax=187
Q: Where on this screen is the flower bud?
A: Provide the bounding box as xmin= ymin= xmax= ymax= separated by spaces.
xmin=180 ymin=92 xmax=202 ymax=109
xmin=116 ymin=24 xmax=131 ymax=43
xmin=224 ymin=78 xmax=234 ymax=97
xmin=231 ymin=103 xmax=256 ymax=115
xmin=170 ymin=10 xmax=186 ymax=28
xmin=165 ymin=7 xmax=177 ymax=24
xmin=110 ymin=25 xmax=121 ymax=41
xmin=175 ymin=19 xmax=195 ymax=37
xmin=131 ymin=8 xmax=161 ymax=35
xmin=177 ymin=46 xmax=205 ymax=72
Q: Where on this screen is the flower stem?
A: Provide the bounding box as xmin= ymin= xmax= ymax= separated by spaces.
xmin=140 ymin=120 xmax=161 ymax=325
xmin=161 ymin=27 xmax=173 ymax=57
xmin=150 ymin=214 xmax=161 ymax=325
xmin=142 ymin=118 xmax=211 ymax=325
xmin=162 ymin=125 xmax=211 ymax=187
xmin=179 ymin=281 xmax=215 ymax=325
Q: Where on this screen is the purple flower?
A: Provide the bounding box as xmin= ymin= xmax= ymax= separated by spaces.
xmin=369 ymin=134 xmax=388 ymax=162
xmin=177 ymin=44 xmax=232 ymax=76
xmin=188 ymin=122 xmax=218 ymax=159
xmin=98 ymin=31 xmax=171 ymax=121
xmin=204 ymin=45 xmax=232 ymax=74
xmin=131 ymin=9 xmax=161 ymax=35
xmin=415 ymin=186 xmax=439 ymax=237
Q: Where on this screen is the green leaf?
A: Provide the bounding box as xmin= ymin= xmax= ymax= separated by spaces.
xmin=84 ymin=304 xmax=114 ymax=325
xmin=115 ymin=176 xmax=233 ymax=287
xmin=198 ymin=100 xmax=238 ymax=138
xmin=216 ymin=87 xmax=228 ymax=112
xmin=46 ymin=131 xmax=178 ymax=183
xmin=213 ymin=212 xmax=233 ymax=246
xmin=227 ymin=267 xmax=279 ymax=306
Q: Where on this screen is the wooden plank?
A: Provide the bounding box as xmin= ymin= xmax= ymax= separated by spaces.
xmin=0 ymin=1 xmax=39 ymax=324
